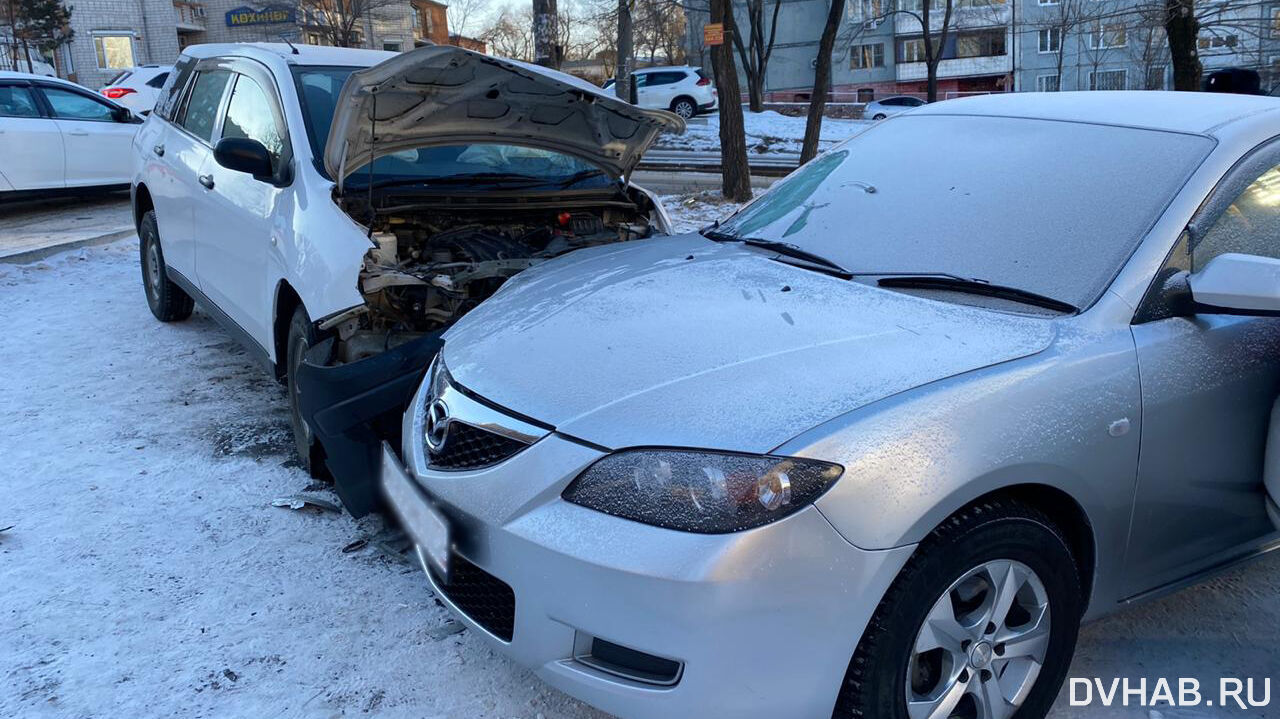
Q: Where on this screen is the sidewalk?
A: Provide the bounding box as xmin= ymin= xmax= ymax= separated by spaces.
xmin=0 ymin=193 xmax=135 ymax=263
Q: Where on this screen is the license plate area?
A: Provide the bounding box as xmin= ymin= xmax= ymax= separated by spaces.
xmin=380 ymin=442 xmax=451 ymax=582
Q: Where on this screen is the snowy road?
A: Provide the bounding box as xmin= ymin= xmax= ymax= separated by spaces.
xmin=2 ymin=231 xmax=1277 ymax=719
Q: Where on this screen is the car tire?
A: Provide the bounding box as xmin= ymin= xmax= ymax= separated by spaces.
xmin=832 ymin=498 xmax=1083 ymax=719
xmin=139 ymin=210 xmax=194 ymax=322
xmin=671 ymin=97 xmax=697 ymax=119
xmin=286 ymin=305 xmax=325 ymax=478
xmin=873 ymin=113 xmax=888 ymax=120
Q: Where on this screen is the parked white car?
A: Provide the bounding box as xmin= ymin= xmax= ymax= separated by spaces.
xmin=0 ymin=70 xmax=141 ymax=197
xmin=604 ymin=66 xmax=717 ymax=118
xmin=100 ymin=65 xmax=172 ymax=116
xmin=865 ymin=94 xmax=926 ymax=120
xmin=132 ymin=43 xmax=681 ymax=513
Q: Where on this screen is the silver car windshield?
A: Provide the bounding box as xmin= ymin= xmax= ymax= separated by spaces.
xmin=714 ymin=115 xmax=1214 ymax=309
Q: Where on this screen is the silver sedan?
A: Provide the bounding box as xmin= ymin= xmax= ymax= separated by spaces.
xmin=382 ymin=91 xmax=1280 ymax=719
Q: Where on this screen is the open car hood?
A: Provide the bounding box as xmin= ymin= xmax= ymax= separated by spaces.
xmin=323 ymin=45 xmax=685 ymax=187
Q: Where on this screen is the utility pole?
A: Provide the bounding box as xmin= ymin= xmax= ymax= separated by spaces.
xmin=533 ymin=0 xmax=558 ymax=67
xmin=615 ymin=0 xmax=633 ymax=100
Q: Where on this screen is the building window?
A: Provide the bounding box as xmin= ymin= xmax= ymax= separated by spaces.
xmin=1090 ymin=69 xmax=1127 ymax=90
xmin=1037 ymin=74 xmax=1060 ymax=92
xmin=93 ymin=35 xmax=135 ymax=70
xmin=1197 ymin=33 xmax=1239 ymax=51
xmin=1088 ymin=23 xmax=1127 ymax=49
xmin=851 ymin=42 xmax=885 ymax=69
xmin=900 ymin=38 xmax=927 ymax=63
xmin=849 ymin=0 xmax=884 ymax=23
xmin=1039 ymin=0 xmax=1059 ymax=4
xmin=307 ymin=33 xmax=322 ymax=45
xmin=383 ymin=41 xmax=402 ymax=52
xmin=1146 ymin=66 xmax=1166 ymax=90
xmin=857 ymin=88 xmax=875 ymax=102
xmin=1038 ymin=28 xmax=1061 ymax=53
xmin=956 ymin=29 xmax=1005 ymax=58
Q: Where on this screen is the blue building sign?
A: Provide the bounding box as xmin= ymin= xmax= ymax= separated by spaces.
xmin=225 ymin=5 xmax=297 ymax=27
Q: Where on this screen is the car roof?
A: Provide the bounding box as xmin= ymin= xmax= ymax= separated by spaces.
xmin=0 ymin=70 xmax=91 ymax=90
xmin=914 ymin=90 xmax=1280 ymax=136
xmin=180 ymin=42 xmax=396 ymax=68
xmin=635 ymin=65 xmax=694 ymax=73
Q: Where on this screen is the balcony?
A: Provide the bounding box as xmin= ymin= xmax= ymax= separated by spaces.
xmin=896 ymin=53 xmax=1012 ymax=81
xmin=174 ymin=1 xmax=207 ymax=33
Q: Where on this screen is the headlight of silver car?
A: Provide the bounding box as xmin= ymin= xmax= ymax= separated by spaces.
xmin=562 ymin=449 xmax=843 ymax=533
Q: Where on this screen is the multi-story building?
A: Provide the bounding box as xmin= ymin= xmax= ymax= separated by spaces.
xmin=686 ymin=0 xmax=1280 ymax=102
xmin=14 ymin=0 xmax=482 ymax=89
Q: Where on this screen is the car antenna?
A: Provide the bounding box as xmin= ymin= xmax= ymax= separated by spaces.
xmin=279 ymin=33 xmax=300 ymax=55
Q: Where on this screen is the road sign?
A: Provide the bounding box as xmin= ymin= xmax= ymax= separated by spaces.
xmin=704 ymin=23 xmax=724 ymax=46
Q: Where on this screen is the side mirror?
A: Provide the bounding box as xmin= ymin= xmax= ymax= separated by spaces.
xmin=1188 ymin=252 xmax=1280 ymax=315
xmin=213 ymin=137 xmax=274 ymax=182
xmin=113 ymin=106 xmax=137 ymax=123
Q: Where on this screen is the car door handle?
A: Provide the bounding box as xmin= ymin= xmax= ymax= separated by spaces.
xmin=68 ymin=130 xmax=89 ymax=136
xmin=153 ymin=144 xmax=165 ymax=157
xmin=198 ymin=174 xmax=214 ymax=190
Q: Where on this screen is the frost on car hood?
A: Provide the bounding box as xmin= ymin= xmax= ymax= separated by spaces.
xmin=323 ymin=45 xmax=685 ymax=184
xmin=440 ymin=235 xmax=1057 ymax=453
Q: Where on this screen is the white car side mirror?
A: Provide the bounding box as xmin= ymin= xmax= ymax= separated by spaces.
xmin=1188 ymin=252 xmax=1280 ymax=314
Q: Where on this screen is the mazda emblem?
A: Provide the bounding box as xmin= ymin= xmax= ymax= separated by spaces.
xmin=425 ymin=398 xmax=450 ymax=453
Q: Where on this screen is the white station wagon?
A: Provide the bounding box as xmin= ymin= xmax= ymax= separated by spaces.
xmin=132 ymin=43 xmax=681 ymax=513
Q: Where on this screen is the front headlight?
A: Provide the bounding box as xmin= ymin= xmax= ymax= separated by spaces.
xmin=562 ymin=449 xmax=843 ymax=533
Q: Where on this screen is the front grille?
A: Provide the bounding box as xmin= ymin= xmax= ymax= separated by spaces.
xmin=428 ymin=422 xmax=527 ymax=470
xmin=430 ymin=554 xmax=516 ymax=641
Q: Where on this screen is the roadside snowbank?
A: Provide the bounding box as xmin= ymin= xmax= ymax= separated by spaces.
xmin=656 ymin=110 xmax=872 ymax=155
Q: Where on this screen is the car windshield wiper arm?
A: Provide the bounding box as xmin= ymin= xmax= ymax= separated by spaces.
xmin=702 ymin=230 xmax=852 ymax=278
xmin=872 ymin=274 xmax=1078 ymax=314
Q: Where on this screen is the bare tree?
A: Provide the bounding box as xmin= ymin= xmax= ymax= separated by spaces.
xmin=711 ymin=0 xmax=751 ymax=200
xmin=801 ymin=0 xmax=849 ymax=164
xmin=1021 ymin=0 xmax=1091 ymax=90
xmin=447 ymin=0 xmax=487 ymax=40
xmin=534 ymin=0 xmax=560 ymax=66
xmin=296 ymin=0 xmax=402 ymax=47
xmin=729 ymin=0 xmax=781 ymax=111
xmin=482 ymin=4 xmax=535 ymax=59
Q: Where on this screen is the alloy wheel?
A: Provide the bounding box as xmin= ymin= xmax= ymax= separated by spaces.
xmin=146 ymin=239 xmax=163 ymax=298
xmin=674 ymin=100 xmax=695 ymax=118
xmin=906 ymin=559 xmax=1051 ymax=719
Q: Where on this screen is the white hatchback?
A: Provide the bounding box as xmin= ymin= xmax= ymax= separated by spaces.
xmin=100 ymin=65 xmax=172 ymax=116
xmin=0 ymin=71 xmax=141 ymax=197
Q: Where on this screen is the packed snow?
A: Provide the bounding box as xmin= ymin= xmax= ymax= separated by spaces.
xmin=2 ymin=194 xmax=1278 ymax=718
xmin=655 ymin=110 xmax=872 ymax=156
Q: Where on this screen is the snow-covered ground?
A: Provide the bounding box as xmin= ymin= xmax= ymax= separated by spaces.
xmin=655 ymin=110 xmax=871 ymax=156
xmin=2 ymin=196 xmax=1278 ymax=718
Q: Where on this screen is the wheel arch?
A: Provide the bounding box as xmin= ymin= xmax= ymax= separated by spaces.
xmin=671 ymin=94 xmax=697 ymax=111
xmin=132 ymin=183 xmax=154 ymax=232
xmin=272 ymin=280 xmax=304 ymax=379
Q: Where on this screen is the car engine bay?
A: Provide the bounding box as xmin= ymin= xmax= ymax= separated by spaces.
xmin=325 ymin=192 xmax=661 ymax=365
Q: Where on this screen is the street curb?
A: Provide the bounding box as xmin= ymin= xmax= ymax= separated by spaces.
xmin=0 ymin=228 xmax=136 ymax=265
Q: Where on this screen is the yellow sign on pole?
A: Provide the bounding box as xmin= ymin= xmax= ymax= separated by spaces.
xmin=704 ymin=23 xmax=725 ymax=46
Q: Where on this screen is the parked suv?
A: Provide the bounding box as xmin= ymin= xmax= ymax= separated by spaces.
xmin=132 ymin=43 xmax=682 ymax=513
xmin=604 ymin=66 xmax=717 ymax=118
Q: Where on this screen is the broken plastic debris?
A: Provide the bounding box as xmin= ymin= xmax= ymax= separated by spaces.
xmin=271 ymin=495 xmax=340 ymax=513
xmin=427 ymin=620 xmax=465 ymax=640
xmin=341 ymin=538 xmax=369 ymax=554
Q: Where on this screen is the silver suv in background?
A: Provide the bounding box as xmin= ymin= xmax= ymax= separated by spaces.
xmin=603 ymin=65 xmax=717 ymax=118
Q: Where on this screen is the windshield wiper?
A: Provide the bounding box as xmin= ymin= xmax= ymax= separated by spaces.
xmin=872 ymin=274 xmax=1078 ymax=314
xmin=702 ymin=229 xmax=851 ymax=278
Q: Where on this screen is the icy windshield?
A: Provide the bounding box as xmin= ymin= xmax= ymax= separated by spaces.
xmin=293 ymin=66 xmax=610 ymax=189
xmin=714 ymin=115 xmax=1213 ymax=309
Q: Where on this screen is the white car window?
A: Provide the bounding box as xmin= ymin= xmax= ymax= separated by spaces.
xmin=1193 ymin=163 xmax=1280 ymax=271
xmin=41 ymin=87 xmax=117 ymax=121
xmin=0 ymin=85 xmax=41 ymax=117
xmin=181 ymin=70 xmax=232 ymax=142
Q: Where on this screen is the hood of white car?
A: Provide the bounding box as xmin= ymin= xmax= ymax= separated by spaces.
xmin=440 ymin=235 xmax=1057 ymax=453
xmin=323 ymin=45 xmax=684 ymax=185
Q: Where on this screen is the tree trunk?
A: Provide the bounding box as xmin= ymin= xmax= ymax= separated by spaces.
xmin=1165 ymin=0 xmax=1201 ymax=91
xmin=747 ymin=74 xmax=763 ymax=112
xmin=801 ymin=0 xmax=846 ymax=165
xmin=711 ymin=0 xmax=751 ymax=202
xmin=614 ymin=0 xmax=632 ymax=101
xmin=533 ymin=0 xmax=558 ymax=68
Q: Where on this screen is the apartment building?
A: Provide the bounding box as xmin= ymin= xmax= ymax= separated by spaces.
xmin=686 ymin=0 xmax=1280 ymax=101
xmin=22 ymin=0 xmax=478 ymax=89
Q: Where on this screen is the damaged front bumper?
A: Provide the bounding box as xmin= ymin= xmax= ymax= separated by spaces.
xmin=296 ymin=331 xmax=444 ymax=516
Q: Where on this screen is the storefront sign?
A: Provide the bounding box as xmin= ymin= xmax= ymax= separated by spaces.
xmin=225 ymin=5 xmax=296 ymax=27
